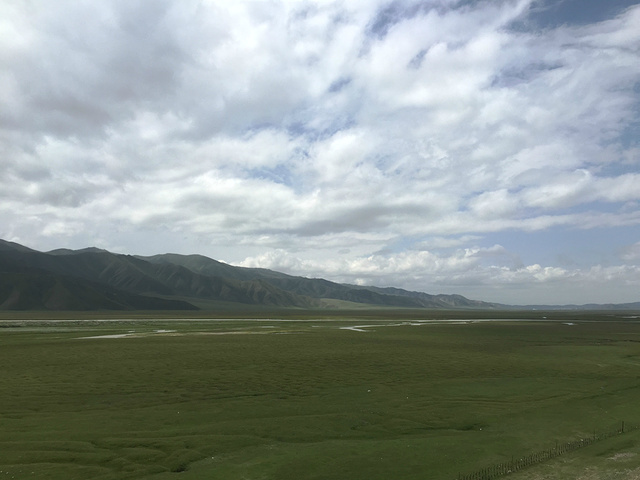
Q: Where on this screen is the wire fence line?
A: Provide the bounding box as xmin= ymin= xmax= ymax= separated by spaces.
xmin=457 ymin=421 xmax=639 ymax=480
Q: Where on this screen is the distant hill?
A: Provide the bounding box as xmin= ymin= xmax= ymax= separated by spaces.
xmin=0 ymin=272 xmax=198 ymax=311
xmin=520 ymin=302 xmax=640 ymax=311
xmin=140 ymin=254 xmax=501 ymax=309
xmin=0 ymin=239 xmax=37 ymax=253
xmin=0 ymin=239 xmax=638 ymax=312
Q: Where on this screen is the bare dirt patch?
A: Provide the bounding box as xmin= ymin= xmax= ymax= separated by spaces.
xmin=609 ymin=453 xmax=638 ymax=461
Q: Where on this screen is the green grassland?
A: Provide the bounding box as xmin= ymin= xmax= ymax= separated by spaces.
xmin=1 ymin=312 xmax=640 ymax=479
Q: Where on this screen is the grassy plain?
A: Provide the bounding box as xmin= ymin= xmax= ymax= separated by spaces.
xmin=1 ymin=311 xmax=640 ymax=479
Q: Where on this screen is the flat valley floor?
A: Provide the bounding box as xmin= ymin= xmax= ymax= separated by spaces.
xmin=1 ymin=312 xmax=640 ymax=479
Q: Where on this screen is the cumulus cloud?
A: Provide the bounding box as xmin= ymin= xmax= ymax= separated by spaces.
xmin=1 ymin=0 xmax=639 ymax=304
xmin=239 ymin=246 xmax=640 ymax=304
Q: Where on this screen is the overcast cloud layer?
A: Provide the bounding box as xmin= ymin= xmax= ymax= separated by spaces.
xmin=1 ymin=0 xmax=639 ymax=305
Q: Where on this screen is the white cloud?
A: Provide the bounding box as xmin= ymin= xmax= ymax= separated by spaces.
xmin=1 ymin=0 xmax=639 ymax=304
xmin=469 ymin=189 xmax=521 ymax=219
xmin=620 ymin=241 xmax=640 ymax=262
xmin=238 ymin=246 xmax=640 ymax=304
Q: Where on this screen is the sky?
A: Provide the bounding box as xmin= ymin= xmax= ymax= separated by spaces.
xmin=1 ymin=0 xmax=639 ymax=306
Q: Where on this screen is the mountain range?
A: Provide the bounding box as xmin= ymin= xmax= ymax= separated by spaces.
xmin=1 ymin=239 xmax=638 ymax=312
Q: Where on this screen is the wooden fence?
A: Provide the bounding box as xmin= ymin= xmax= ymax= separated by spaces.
xmin=457 ymin=421 xmax=638 ymax=480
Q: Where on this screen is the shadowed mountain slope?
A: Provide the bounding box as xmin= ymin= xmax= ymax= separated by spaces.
xmin=0 ymin=271 xmax=198 ymax=311
xmin=139 ymin=252 xmax=504 ymax=309
xmin=7 ymin=239 xmax=632 ymax=311
xmin=141 ymin=253 xmax=506 ymax=309
xmin=0 ymin=243 xmax=323 ymax=310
